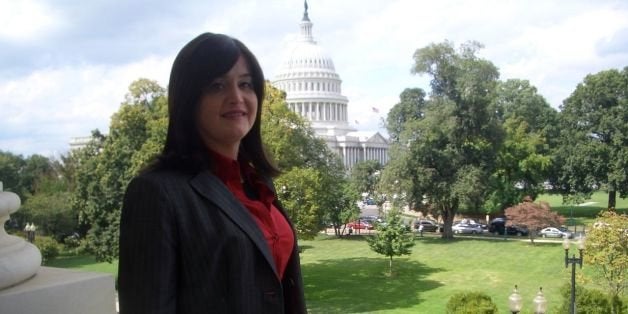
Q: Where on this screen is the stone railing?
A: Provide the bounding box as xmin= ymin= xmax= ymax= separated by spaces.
xmin=0 ymin=181 xmax=42 ymax=290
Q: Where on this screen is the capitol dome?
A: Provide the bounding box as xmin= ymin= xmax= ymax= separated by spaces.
xmin=272 ymin=2 xmax=351 ymax=136
xmin=279 ymin=41 xmax=336 ymax=72
xmin=272 ymin=1 xmax=389 ymax=169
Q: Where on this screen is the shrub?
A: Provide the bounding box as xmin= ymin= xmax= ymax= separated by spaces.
xmin=446 ymin=291 xmax=498 ymax=314
xmin=558 ymin=283 xmax=626 ymax=314
xmin=35 ymin=237 xmax=60 ymax=264
xmin=62 ymin=233 xmax=89 ymax=256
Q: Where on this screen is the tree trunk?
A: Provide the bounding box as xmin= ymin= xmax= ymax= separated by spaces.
xmin=441 ymin=207 xmax=455 ymax=239
xmin=608 ymin=189 xmax=616 ymax=209
xmin=389 ymin=255 xmax=393 ymax=275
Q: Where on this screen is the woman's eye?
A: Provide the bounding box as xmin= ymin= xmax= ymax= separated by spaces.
xmin=239 ymin=81 xmax=253 ymax=89
xmin=208 ymin=82 xmax=224 ymax=91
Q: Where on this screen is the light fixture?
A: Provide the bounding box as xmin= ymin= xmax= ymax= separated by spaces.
xmin=532 ymin=287 xmax=547 ymax=314
xmin=508 ymin=285 xmax=523 ymax=313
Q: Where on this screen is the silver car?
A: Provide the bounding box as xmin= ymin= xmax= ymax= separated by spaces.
xmin=538 ymin=227 xmax=571 ymax=238
xmin=452 ymin=223 xmax=483 ymax=234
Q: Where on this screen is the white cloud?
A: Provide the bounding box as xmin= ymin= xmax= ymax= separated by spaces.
xmin=2 ymin=0 xmax=628 ymax=156
xmin=0 ymin=56 xmax=171 ymax=155
xmin=0 ymin=0 xmax=63 ymax=42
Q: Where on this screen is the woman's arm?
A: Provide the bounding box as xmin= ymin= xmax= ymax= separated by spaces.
xmin=118 ymin=175 xmax=178 ymax=314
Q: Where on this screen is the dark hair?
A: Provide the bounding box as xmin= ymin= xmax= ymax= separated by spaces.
xmin=154 ymin=32 xmax=279 ymax=177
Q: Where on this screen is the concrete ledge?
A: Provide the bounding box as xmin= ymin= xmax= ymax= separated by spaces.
xmin=0 ymin=266 xmax=116 ymax=314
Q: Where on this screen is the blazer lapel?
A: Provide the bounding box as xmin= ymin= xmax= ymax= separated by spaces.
xmin=189 ymin=171 xmax=278 ymax=277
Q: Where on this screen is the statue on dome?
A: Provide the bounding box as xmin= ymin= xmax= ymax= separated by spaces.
xmin=303 ymin=0 xmax=309 ymax=21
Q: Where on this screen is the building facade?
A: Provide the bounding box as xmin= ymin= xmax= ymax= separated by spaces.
xmin=272 ymin=2 xmax=389 ymax=170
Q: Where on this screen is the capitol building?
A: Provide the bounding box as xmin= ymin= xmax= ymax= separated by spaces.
xmin=272 ymin=2 xmax=389 ymax=170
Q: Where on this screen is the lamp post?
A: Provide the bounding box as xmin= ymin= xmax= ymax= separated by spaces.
xmin=24 ymin=223 xmax=36 ymax=243
xmin=563 ymin=236 xmax=585 ymax=314
xmin=532 ymin=287 xmax=547 ymax=314
xmin=508 ymin=285 xmax=546 ymax=313
xmin=508 ymin=285 xmax=523 ymax=313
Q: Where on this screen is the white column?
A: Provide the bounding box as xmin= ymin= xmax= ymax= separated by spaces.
xmin=348 ymin=148 xmax=352 ymax=167
xmin=326 ymin=103 xmax=330 ymax=121
xmin=330 ymin=103 xmax=334 ymax=121
xmin=316 ymin=103 xmax=320 ymax=120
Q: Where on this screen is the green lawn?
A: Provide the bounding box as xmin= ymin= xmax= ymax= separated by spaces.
xmin=299 ymin=235 xmax=599 ymax=313
xmin=536 ymin=191 xmax=628 ymax=218
xmin=46 ymin=254 xmax=118 ymax=275
xmin=52 ymin=234 xmax=620 ymax=313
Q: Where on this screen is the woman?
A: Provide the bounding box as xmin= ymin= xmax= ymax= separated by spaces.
xmin=118 ymin=33 xmax=307 ymax=314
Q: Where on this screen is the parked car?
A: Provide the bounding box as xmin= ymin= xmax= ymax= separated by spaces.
xmin=457 ymin=218 xmax=488 ymax=230
xmin=489 ymin=218 xmax=529 ymax=236
xmin=360 ymin=215 xmax=383 ymax=225
xmin=538 ymin=227 xmax=571 ymax=238
xmin=557 ymin=226 xmax=575 ymax=238
xmin=363 ymin=198 xmax=376 ymax=205
xmin=413 ymin=219 xmax=442 ymax=232
xmin=452 ymin=223 xmax=483 ymax=234
xmin=346 ymin=220 xmax=374 ymax=230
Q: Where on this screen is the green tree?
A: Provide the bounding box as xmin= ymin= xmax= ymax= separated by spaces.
xmin=262 ymin=83 xmax=355 ymax=238
xmin=484 ymin=79 xmax=558 ymax=213
xmin=0 ymin=151 xmax=24 ymax=193
xmin=21 ymin=154 xmax=54 ymax=194
xmin=261 ymin=83 xmax=335 ymax=170
xmin=557 ymin=67 xmax=628 ymax=208
xmin=0 ymin=152 xmax=64 ymax=230
xmin=382 ymin=41 xmax=503 ymax=239
xmin=349 ymin=160 xmax=382 ymax=202
xmin=385 ymin=88 xmax=427 ymax=143
xmin=73 ymin=79 xmax=166 ymax=262
xmin=20 ymin=175 xmax=76 ymax=242
xmin=495 ymin=79 xmax=559 ymax=139
xmin=366 ymin=208 xmax=415 ymax=275
xmin=584 ymin=210 xmax=628 ymax=305
xmin=0 ymin=151 xmax=53 ymax=201
xmin=275 ymin=168 xmax=324 ymax=239
xmin=484 ymin=117 xmax=552 ymax=212
xmin=323 ymin=182 xmax=360 ymax=237
xmin=380 ymin=88 xmax=428 ymax=212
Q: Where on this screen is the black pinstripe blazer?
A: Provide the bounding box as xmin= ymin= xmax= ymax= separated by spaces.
xmin=118 ymin=168 xmax=307 ymax=314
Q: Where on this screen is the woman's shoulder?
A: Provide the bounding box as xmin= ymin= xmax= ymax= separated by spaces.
xmin=130 ymin=168 xmax=195 ymax=188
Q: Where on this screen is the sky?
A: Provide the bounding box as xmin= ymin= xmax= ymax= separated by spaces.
xmin=1 ymin=0 xmax=627 ymax=158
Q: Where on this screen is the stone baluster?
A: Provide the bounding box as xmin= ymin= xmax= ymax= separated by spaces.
xmin=0 ymin=181 xmax=42 ymax=290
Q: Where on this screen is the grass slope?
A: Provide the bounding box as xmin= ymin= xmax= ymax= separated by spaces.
xmin=300 ymin=235 xmax=605 ymax=313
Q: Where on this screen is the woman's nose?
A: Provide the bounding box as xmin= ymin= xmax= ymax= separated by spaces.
xmin=226 ymin=84 xmax=244 ymax=103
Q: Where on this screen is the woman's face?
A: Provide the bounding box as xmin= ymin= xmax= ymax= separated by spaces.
xmin=197 ymin=55 xmax=258 ymax=158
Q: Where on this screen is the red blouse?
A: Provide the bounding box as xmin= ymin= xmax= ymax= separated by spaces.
xmin=210 ymin=151 xmax=294 ymax=279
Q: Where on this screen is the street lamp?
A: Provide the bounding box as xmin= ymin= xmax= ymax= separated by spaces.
xmin=508 ymin=285 xmax=522 ymax=313
xmin=24 ymin=223 xmax=36 ymax=243
xmin=563 ymin=235 xmax=585 ymax=314
xmin=508 ymin=285 xmax=547 ymax=313
xmin=532 ymin=287 xmax=547 ymax=314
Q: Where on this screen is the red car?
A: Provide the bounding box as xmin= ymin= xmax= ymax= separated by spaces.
xmin=346 ymin=220 xmax=374 ymax=230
